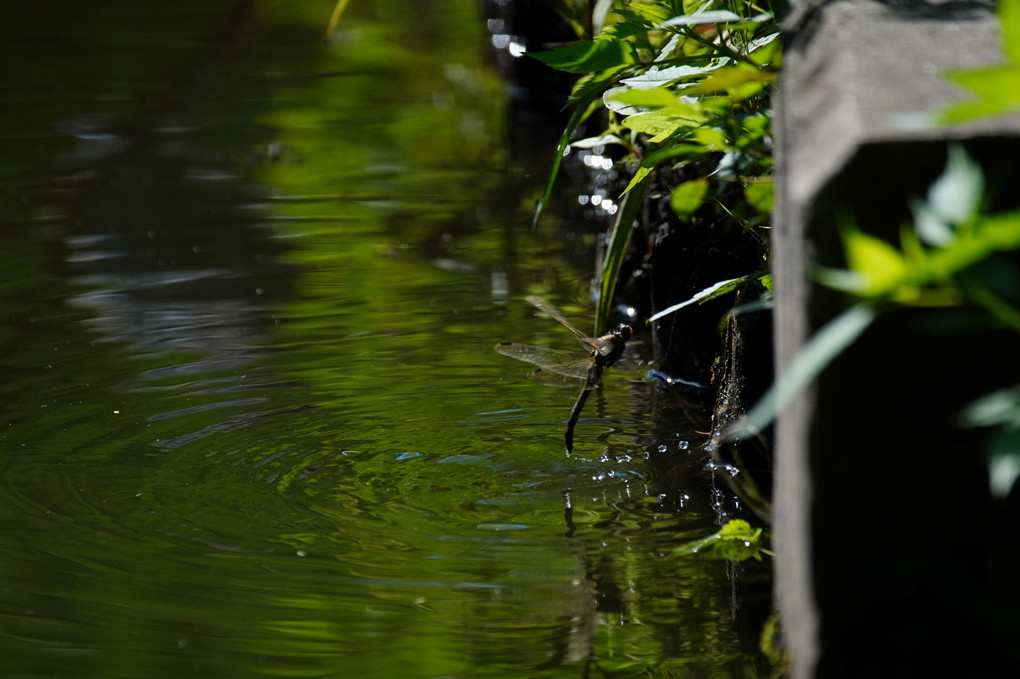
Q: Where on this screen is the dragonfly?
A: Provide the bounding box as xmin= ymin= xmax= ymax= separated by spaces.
xmin=495 ymin=295 xmax=632 ymax=454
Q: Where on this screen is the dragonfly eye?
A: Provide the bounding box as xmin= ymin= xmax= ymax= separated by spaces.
xmin=617 ymin=324 xmax=632 ymax=341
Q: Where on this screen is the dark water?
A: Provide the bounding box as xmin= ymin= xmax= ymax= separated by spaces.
xmin=0 ymin=1 xmax=768 ymax=676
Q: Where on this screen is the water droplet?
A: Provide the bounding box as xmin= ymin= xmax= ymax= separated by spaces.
xmin=657 ymin=444 xmax=668 ymax=453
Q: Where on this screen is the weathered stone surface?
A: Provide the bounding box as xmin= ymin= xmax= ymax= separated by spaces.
xmin=773 ymin=1 xmax=1020 ymax=676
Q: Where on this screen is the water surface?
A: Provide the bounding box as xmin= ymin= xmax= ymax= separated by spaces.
xmin=0 ymin=1 xmax=769 ymax=676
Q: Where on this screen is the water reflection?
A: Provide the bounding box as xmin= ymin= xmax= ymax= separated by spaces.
xmin=0 ymin=0 xmax=769 ymax=677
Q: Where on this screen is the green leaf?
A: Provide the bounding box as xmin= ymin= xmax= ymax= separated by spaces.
xmin=610 ymin=91 xmax=718 ymax=142
xmin=532 ymin=95 xmax=598 ymax=231
xmin=746 ymin=32 xmax=782 ymax=66
xmin=614 ymin=4 xmax=673 ymax=28
xmin=608 ymin=86 xmax=686 ymax=109
xmin=640 ymin=142 xmax=715 ymax=170
xmin=660 ymin=10 xmax=743 ymax=28
xmin=961 ymin=388 xmax=1020 ymax=497
xmin=961 ymin=385 xmax=1020 ymax=428
xmin=670 ymin=179 xmax=709 ymax=219
xmin=963 ymin=283 xmax=1020 ymax=333
xmin=987 ymin=427 xmax=1020 ymax=498
xmin=325 ymin=0 xmax=353 ymax=37
xmin=911 ymin=197 xmax=955 ymax=247
xmin=690 ymin=125 xmax=729 ymax=149
xmin=936 ymin=0 xmax=1020 ymax=126
xmin=647 ymin=272 xmax=769 ymax=322
xmin=620 ymin=111 xmax=686 ymax=141
xmin=609 ymin=5 xmax=673 ymax=38
xmin=926 ymin=144 xmax=984 ymax=229
xmin=529 ymin=38 xmax=639 ymax=74
xmin=818 ymin=150 xmax=1020 ymax=304
xmin=718 ymin=519 xmax=756 ymax=539
xmin=939 ymin=66 xmax=1020 ymax=124
xmin=569 ymin=65 xmax=633 ymax=104
xmin=683 ymin=64 xmax=775 ymax=99
xmin=596 ymin=177 xmax=648 ymax=333
xmin=673 ymin=519 xmax=768 ymax=562
xmin=570 ymin=133 xmax=625 ymax=149
xmin=906 ymin=144 xmax=984 ymax=247
xmin=841 ymin=225 xmax=908 ymax=297
xmin=745 ymin=178 xmax=773 ymax=214
xmin=906 ymin=145 xmax=984 ymax=249
xmin=1001 ymin=0 xmax=1020 ymax=65
xmin=620 ymin=63 xmax=722 ymax=89
xmin=622 ymin=165 xmax=654 ymax=195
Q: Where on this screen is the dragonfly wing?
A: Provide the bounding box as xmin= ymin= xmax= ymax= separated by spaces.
xmin=494 ymin=343 xmax=592 ymax=380
xmin=525 ymin=295 xmax=588 ymax=340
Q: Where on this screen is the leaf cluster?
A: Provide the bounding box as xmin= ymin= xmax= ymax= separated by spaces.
xmin=938 ymin=0 xmax=1020 ymax=125
xmin=730 ymin=146 xmax=1020 ymax=498
xmin=818 ymin=145 xmax=1020 ymax=326
xmin=533 ymin=0 xmax=779 ymax=200
xmin=529 ymin=0 xmax=781 ymax=329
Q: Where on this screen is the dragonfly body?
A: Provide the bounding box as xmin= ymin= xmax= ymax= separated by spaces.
xmin=495 ymin=295 xmax=631 ymax=453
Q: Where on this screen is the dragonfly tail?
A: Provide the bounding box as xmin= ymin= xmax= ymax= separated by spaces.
xmin=565 ymin=388 xmax=593 ymax=454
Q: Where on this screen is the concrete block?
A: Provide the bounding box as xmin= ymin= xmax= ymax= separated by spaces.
xmin=773 ymin=1 xmax=1020 ymax=676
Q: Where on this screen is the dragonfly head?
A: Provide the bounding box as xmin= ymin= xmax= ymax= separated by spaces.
xmin=615 ymin=323 xmax=632 ymax=342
